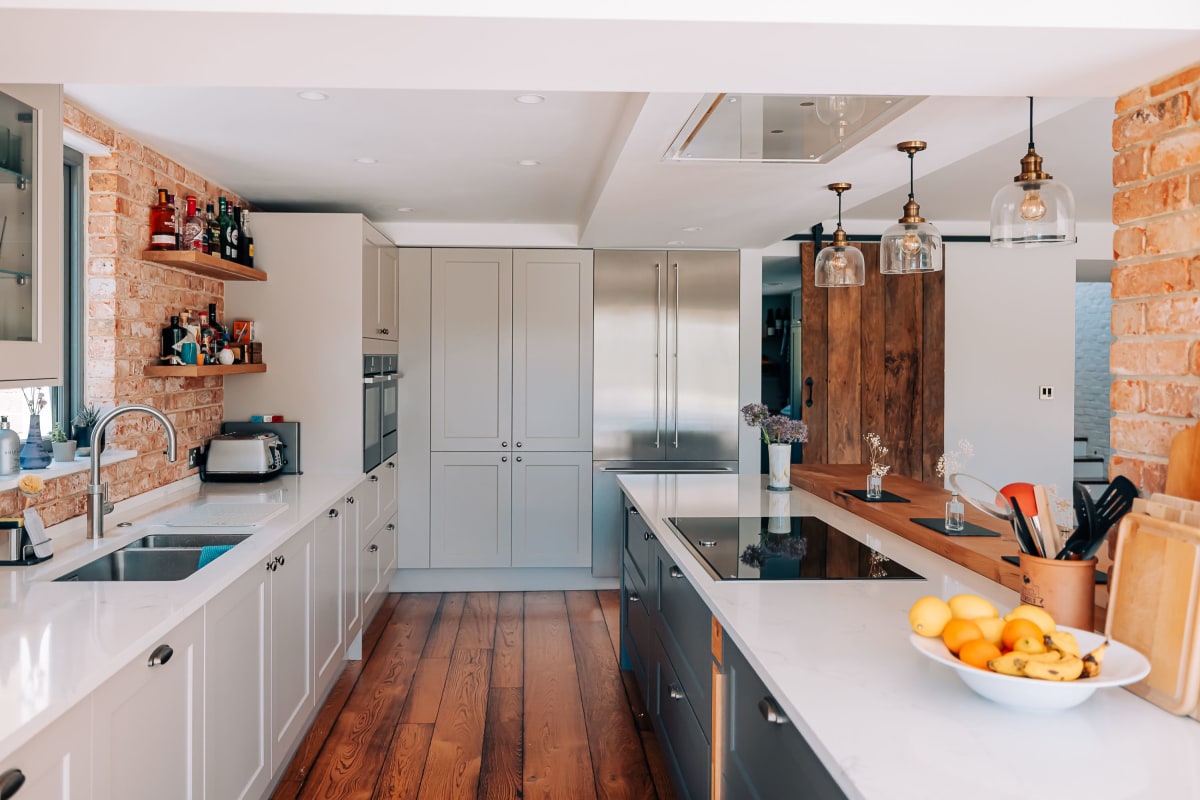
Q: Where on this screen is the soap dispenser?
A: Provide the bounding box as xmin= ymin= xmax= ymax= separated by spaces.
xmin=0 ymin=416 xmax=20 ymax=476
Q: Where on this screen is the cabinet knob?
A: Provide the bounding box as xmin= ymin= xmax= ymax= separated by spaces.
xmin=386 ymin=461 xmax=396 ymax=469
xmin=378 ymin=328 xmax=390 ymax=335
xmin=629 ymin=508 xmax=640 ymax=516
xmin=501 ymin=456 xmax=508 ymax=463
xmin=147 ymin=644 xmax=174 ymax=667
xmin=643 ymin=531 xmax=651 ymax=541
xmin=0 ymin=769 xmax=25 ymax=800
xmin=369 ymin=544 xmax=379 ymax=553
xmin=501 ymin=441 xmax=508 ymax=448
xmin=347 ymin=497 xmax=356 ymax=505
xmin=386 ymin=523 xmax=395 ymax=531
xmin=629 ymin=593 xmax=640 ymax=603
xmin=277 ymin=556 xmax=286 ymax=567
xmin=328 ymin=508 xmax=340 ymax=518
xmin=515 ymin=456 xmax=523 ymax=462
xmin=668 ymin=683 xmax=685 ymax=701
xmin=369 ymin=475 xmax=379 ymax=483
xmin=669 ymin=566 xmax=684 ymax=579
xmin=515 ymin=441 xmax=522 ymax=448
xmin=758 ymin=696 xmax=789 ymax=725
xmin=267 ymin=561 xmax=276 ymax=572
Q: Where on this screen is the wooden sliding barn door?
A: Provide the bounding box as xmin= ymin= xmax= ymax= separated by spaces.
xmin=799 ymin=242 xmax=945 ymax=482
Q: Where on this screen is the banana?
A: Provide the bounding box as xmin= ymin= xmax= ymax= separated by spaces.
xmin=1023 ymin=655 xmax=1085 ymax=681
xmin=1012 ymin=636 xmax=1048 ymax=655
xmin=1024 ymin=651 xmax=1063 ymax=663
xmin=1044 ymin=630 xmax=1081 ymax=658
xmin=987 ymin=652 xmax=1028 ymax=676
xmin=1081 ymin=641 xmax=1109 ymax=678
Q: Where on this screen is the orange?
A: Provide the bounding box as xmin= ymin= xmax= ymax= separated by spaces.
xmin=941 ymin=618 xmax=984 ymax=655
xmin=1001 ymin=618 xmax=1043 ymax=650
xmin=958 ymin=639 xmax=1002 ymax=670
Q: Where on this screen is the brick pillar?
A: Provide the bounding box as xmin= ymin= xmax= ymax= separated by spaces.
xmin=1110 ymin=63 xmax=1200 ymax=492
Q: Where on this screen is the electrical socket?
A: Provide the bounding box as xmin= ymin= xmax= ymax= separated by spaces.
xmin=187 ymin=446 xmax=202 ymax=469
xmin=1039 ymin=385 xmax=1054 ymax=400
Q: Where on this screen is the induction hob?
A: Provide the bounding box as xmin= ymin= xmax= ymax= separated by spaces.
xmin=665 ymin=516 xmax=924 ymax=581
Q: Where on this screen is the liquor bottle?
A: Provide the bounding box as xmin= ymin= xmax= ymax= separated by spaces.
xmin=231 ymin=205 xmax=244 ymax=265
xmin=169 ymin=194 xmax=182 ymax=249
xmin=149 ymin=189 xmax=176 ymax=250
xmin=205 ymin=203 xmax=219 ymax=256
xmin=241 ymin=209 xmax=254 ymax=268
xmin=218 ymin=197 xmax=235 ymax=261
xmin=198 ymin=311 xmax=213 ymax=362
xmin=182 ymin=195 xmax=205 ymax=251
xmin=206 ymin=303 xmax=226 ymax=349
xmin=227 ymin=203 xmax=241 ymax=263
xmin=161 ymin=315 xmax=187 ymax=359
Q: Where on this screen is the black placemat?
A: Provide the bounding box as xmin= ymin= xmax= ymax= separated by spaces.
xmin=910 ymin=517 xmax=1001 ymax=537
xmin=842 ymin=489 xmax=910 ymax=503
xmin=1000 ymin=554 xmax=1109 ymax=585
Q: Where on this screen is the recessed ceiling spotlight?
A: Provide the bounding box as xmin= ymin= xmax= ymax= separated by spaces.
xmin=396 ymin=207 xmax=414 ymax=212
xmin=297 ymin=90 xmax=328 ymax=101
xmin=515 ymin=94 xmax=545 ymax=104
xmin=518 ymin=159 xmax=541 ymax=167
xmin=667 ymin=240 xmax=685 ymax=245
xmin=682 ymin=226 xmax=703 ymax=232
xmin=355 ymin=157 xmax=378 ymax=164
xmin=770 ymin=129 xmax=784 ymax=134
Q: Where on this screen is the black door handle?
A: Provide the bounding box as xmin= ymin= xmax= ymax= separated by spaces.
xmin=0 ymin=769 xmax=25 ymax=799
xmin=804 ymin=376 xmax=814 ymax=408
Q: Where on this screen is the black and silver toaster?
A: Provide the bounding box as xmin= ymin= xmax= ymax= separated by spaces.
xmin=202 ymin=432 xmax=284 ymax=481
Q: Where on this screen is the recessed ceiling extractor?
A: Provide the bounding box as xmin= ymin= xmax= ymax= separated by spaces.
xmin=665 ymin=93 xmax=923 ymax=164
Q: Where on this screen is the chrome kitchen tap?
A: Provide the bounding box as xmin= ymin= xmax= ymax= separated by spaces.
xmin=86 ymin=404 xmax=178 ymax=539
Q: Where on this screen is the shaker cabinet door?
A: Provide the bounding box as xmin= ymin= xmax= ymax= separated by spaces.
xmin=313 ymin=512 xmax=344 ymax=695
xmin=511 ymin=451 xmax=592 ymax=567
xmin=429 ymin=452 xmax=512 ymax=567
xmin=0 ymin=701 xmax=91 ymax=800
xmin=431 ymin=249 xmax=513 ymax=451
xmin=269 ymin=524 xmax=314 ymax=774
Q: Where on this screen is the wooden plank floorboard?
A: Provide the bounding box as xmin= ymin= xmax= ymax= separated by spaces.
xmin=372 ymin=723 xmax=433 ymax=800
xmin=417 ymin=648 xmax=493 ymax=800
xmin=422 ymin=592 xmax=467 ymax=658
xmin=524 ymin=591 xmax=599 ymax=800
xmin=478 ymin=687 xmax=523 ymax=800
xmin=640 ymin=732 xmax=676 ymax=800
xmin=491 ymin=592 xmax=524 ymax=689
xmin=568 ymin=592 xmax=657 ymax=800
xmin=398 ymin=657 xmax=450 ymax=725
xmin=273 ymin=594 xmax=401 ymax=795
xmin=598 ymin=589 xmax=622 ymax=660
xmin=455 ymin=591 xmax=500 ymax=649
xmin=296 ymin=592 xmax=441 ymax=800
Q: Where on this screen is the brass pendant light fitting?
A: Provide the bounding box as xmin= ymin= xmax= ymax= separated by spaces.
xmin=827 ymin=182 xmax=851 ymax=246
xmin=896 ymin=141 xmax=927 ymax=224
xmin=1014 ymin=96 xmax=1052 ymax=186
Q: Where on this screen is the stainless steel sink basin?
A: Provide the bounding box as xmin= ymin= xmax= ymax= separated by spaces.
xmin=55 ymin=548 xmax=204 ymax=582
xmin=123 ymin=532 xmax=252 ymax=549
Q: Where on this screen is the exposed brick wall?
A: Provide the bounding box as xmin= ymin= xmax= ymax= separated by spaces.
xmin=1110 ymin=61 xmax=1200 ymax=492
xmin=0 ymin=101 xmax=249 ymax=526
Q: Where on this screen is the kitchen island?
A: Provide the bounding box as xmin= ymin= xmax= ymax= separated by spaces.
xmin=617 ymin=472 xmax=1200 ymax=800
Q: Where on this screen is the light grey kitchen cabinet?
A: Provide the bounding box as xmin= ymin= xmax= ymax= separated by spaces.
xmin=362 ymin=515 xmax=398 ymax=618
xmin=362 ymin=224 xmax=399 ymax=342
xmin=511 ymin=451 xmax=592 ymax=567
xmin=313 ymin=510 xmax=344 ymax=696
xmin=269 ymin=522 xmax=314 ymax=774
xmin=91 ymin=610 xmax=203 ymax=800
xmin=343 ymin=485 xmax=363 ymax=650
xmin=430 ymin=248 xmax=513 ymax=451
xmin=0 ymin=700 xmax=91 ymax=800
xmin=429 ymin=451 xmax=512 ymax=568
xmin=722 ymin=636 xmax=848 ymax=800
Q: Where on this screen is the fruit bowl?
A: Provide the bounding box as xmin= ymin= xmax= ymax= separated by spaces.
xmin=910 ymin=626 xmax=1150 ymax=711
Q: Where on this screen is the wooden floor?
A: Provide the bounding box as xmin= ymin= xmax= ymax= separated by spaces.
xmin=272 ymin=591 xmax=676 ymax=800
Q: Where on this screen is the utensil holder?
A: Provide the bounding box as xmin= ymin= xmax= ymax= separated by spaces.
xmin=1018 ymin=553 xmax=1097 ymax=631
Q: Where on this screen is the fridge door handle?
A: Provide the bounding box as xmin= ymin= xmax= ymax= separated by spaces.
xmin=673 ymin=262 xmax=680 ymax=448
xmin=654 ymin=262 xmax=661 ymax=449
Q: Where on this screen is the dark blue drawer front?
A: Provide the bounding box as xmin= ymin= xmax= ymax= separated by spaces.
xmin=655 ymin=638 xmax=710 ymax=800
xmin=625 ymin=507 xmax=655 ymax=588
xmin=654 ymin=541 xmax=713 ymax=742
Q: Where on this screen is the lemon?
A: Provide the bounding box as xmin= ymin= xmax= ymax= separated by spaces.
xmin=947 ymin=594 xmax=999 ymax=620
xmin=909 ymin=596 xmax=953 ymax=637
xmin=1004 ymin=604 xmax=1056 ymax=634
xmin=975 ymin=617 xmax=1005 ymax=648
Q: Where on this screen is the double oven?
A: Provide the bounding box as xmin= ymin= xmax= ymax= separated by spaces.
xmin=363 ymin=354 xmax=399 ymax=472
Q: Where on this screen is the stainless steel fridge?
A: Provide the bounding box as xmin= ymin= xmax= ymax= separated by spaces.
xmin=592 ymin=250 xmax=741 ymax=577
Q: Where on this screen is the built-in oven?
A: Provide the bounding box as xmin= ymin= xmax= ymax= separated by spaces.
xmin=363 ymin=354 xmax=400 ymax=473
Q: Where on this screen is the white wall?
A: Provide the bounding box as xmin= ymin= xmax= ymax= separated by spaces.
xmin=1074 ymin=282 xmax=1113 ymax=459
xmin=944 ymin=243 xmax=1076 ymax=495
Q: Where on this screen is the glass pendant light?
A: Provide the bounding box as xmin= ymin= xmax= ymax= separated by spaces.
xmin=880 ymin=141 xmax=942 ymax=274
xmin=989 ymin=96 xmax=1076 ymax=247
xmin=814 ymin=182 xmax=865 ymax=287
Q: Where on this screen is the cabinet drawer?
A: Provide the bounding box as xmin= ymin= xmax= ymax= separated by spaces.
xmin=655 ymin=542 xmax=712 ymax=742
xmin=622 ymin=568 xmax=653 ymax=709
xmin=723 ymin=638 xmax=847 ymax=800
xmin=654 ymin=639 xmax=710 ymax=800
xmin=625 ymin=507 xmax=654 ymax=587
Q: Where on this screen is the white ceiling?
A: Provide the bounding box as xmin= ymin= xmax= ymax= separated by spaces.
xmin=6 ymin=4 xmax=1199 ymax=250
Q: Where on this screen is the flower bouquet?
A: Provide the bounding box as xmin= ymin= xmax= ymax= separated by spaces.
xmin=741 ymin=403 xmax=808 ymax=492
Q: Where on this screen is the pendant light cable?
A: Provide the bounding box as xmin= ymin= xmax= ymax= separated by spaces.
xmin=1027 ymin=95 xmax=1035 ymax=151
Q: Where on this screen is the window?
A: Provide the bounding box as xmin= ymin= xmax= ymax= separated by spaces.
xmin=0 ymin=148 xmax=84 ymax=440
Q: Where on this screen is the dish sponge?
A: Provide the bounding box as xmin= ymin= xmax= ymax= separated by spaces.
xmin=198 ymin=545 xmax=235 ymax=569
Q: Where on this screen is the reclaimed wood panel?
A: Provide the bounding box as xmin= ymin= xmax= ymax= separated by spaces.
xmin=399 ymin=657 xmax=450 ymax=725
xmin=423 ymin=592 xmax=467 ymax=658
xmin=799 ymin=241 xmax=828 ymax=464
xmin=372 ymin=724 xmax=433 ymax=800
xmin=478 ymin=687 xmax=524 ymax=800
xmin=491 ymin=592 xmax=524 ymax=689
xmin=455 ymin=592 xmax=500 ymax=650
xmin=524 ymin=591 xmax=598 ymax=800
xmin=859 ymin=244 xmax=886 ymax=464
xmin=883 ymin=273 xmax=924 ymax=480
xmin=825 ymin=275 xmax=862 ymax=463
xmin=921 ymin=264 xmax=946 ymax=483
xmin=417 ymin=648 xmax=493 ymax=800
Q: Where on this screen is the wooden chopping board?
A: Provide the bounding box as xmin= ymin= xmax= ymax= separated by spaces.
xmin=1166 ymin=422 xmax=1200 ymax=502
xmin=1105 ymin=513 xmax=1200 ymax=715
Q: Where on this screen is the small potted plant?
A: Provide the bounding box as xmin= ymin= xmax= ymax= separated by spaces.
xmin=863 ymin=432 xmax=890 ymax=499
xmin=50 ymin=422 xmax=77 ymax=463
xmin=741 ymin=403 xmax=809 ymax=492
xmin=73 ymin=404 xmax=102 ymax=455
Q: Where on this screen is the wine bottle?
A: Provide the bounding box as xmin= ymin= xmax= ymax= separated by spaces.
xmin=149 ymin=189 xmax=176 ymax=250
xmin=182 ymin=195 xmax=205 ymax=251
xmin=218 ymin=197 xmax=234 ymax=261
xmin=161 ymin=315 xmax=187 ymax=359
xmin=227 ymin=204 xmax=241 ymax=263
xmin=205 ymin=203 xmax=219 ymax=256
xmin=169 ymin=194 xmax=182 ymax=249
xmin=241 ymin=209 xmax=254 ymax=268
xmin=206 ymin=302 xmax=226 ymax=349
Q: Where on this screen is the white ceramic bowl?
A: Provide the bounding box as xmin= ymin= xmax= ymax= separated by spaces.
xmin=910 ymin=625 xmax=1151 ymax=711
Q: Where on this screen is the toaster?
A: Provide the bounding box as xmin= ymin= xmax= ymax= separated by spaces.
xmin=203 ymin=432 xmax=284 ymax=481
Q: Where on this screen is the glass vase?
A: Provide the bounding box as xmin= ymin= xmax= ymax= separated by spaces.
xmin=866 ymin=472 xmax=882 ymax=499
xmin=19 ymin=413 xmax=51 ymax=470
xmin=945 ymin=492 xmax=965 ymax=531
xmin=767 ymin=443 xmax=792 ymax=492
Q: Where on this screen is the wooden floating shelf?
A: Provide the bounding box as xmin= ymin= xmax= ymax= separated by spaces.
xmin=144 ymin=363 xmax=267 ymax=377
xmin=140 ymin=249 xmax=267 ymax=282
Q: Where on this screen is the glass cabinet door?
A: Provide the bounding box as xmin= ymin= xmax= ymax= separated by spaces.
xmin=0 ymin=84 xmax=62 ymax=386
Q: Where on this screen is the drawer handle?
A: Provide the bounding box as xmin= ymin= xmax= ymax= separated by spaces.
xmin=278 ymin=556 xmax=286 ymax=567
xmin=267 ymin=561 xmax=276 ymax=572
xmin=328 ymin=508 xmax=340 ymax=518
xmin=386 ymin=523 xmax=396 ymax=531
xmin=629 ymin=508 xmax=640 ymax=516
xmin=0 ymin=769 xmax=25 ymax=799
xmin=369 ymin=475 xmax=379 ymax=483
xmin=668 ymin=683 xmax=685 ymax=701
xmin=501 ymin=456 xmax=508 ymax=463
xmin=516 ymin=456 xmax=523 ymax=462
xmin=378 ymin=328 xmax=390 ymax=335
xmin=148 ymin=644 xmax=174 ymax=667
xmin=669 ymin=566 xmax=684 ymax=579
xmin=629 ymin=593 xmax=640 ymax=603
xmin=387 ymin=461 xmax=396 ymax=469
xmin=697 ymin=539 xmax=717 ymax=548
xmin=347 ymin=497 xmax=356 ymax=505
xmin=515 ymin=441 xmax=522 ymax=448
xmin=758 ymin=696 xmax=789 ymax=725
xmin=369 ymin=544 xmax=379 ymax=553
xmin=501 ymin=441 xmax=508 ymax=448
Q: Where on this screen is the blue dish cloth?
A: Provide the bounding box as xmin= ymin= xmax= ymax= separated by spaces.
xmin=198 ymin=545 xmax=235 ymax=568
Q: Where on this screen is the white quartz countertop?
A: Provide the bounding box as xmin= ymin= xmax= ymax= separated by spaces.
xmin=617 ymin=473 xmax=1200 ymax=800
xmin=0 ymin=471 xmax=361 ymax=760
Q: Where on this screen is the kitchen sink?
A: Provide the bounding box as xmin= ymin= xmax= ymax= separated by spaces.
xmin=55 ymin=548 xmax=206 ymax=582
xmin=123 ymin=532 xmax=253 ymax=549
